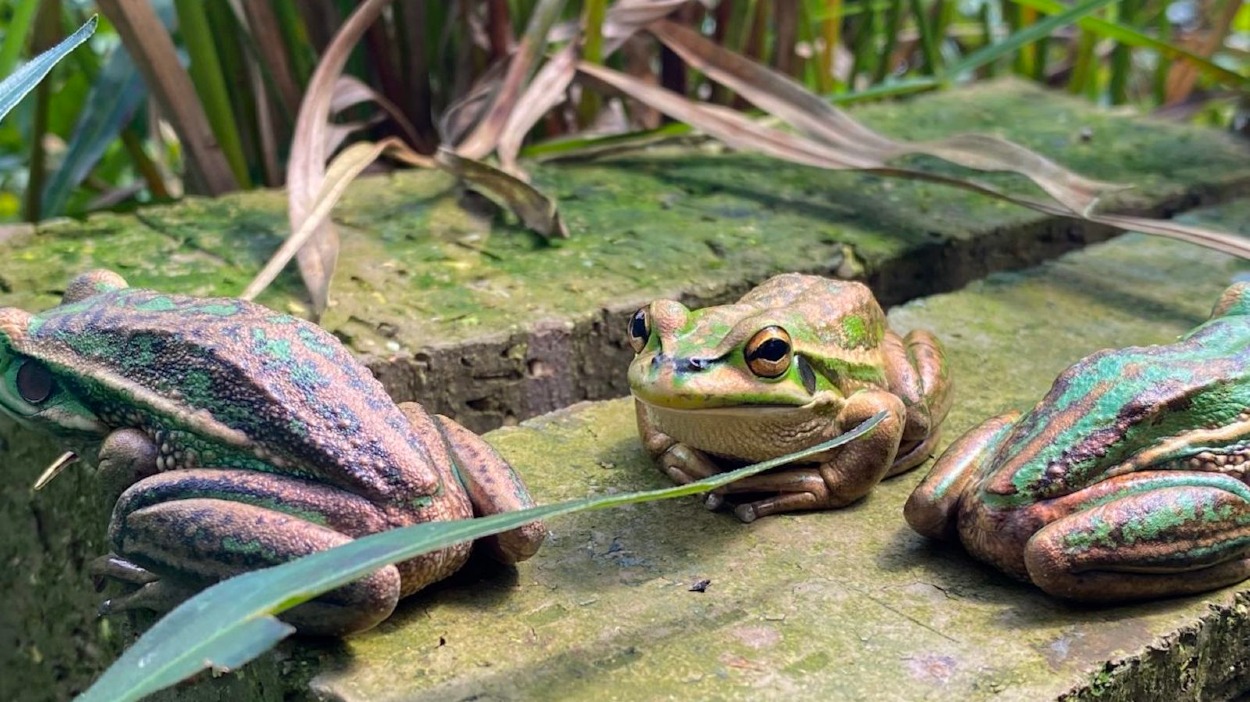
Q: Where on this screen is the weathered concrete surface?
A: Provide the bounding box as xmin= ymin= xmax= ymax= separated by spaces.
xmin=293 ymin=205 xmax=1250 ymax=701
xmin=4 ymin=81 xmax=1250 ymax=701
xmin=2 ymin=81 xmax=1249 ymax=437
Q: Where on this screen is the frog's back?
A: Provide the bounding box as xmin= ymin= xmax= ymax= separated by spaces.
xmin=28 ymin=289 xmax=435 ymax=501
xmin=991 ymin=315 xmax=1250 ymax=498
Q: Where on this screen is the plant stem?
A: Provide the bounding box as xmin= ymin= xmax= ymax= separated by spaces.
xmin=174 ymin=0 xmax=252 ymax=188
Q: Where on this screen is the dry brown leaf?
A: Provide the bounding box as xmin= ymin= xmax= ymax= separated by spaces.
xmin=648 ymin=18 xmax=1123 ymax=216
xmin=244 ymin=138 xmax=434 ymax=302
xmin=498 ymin=0 xmax=691 ymax=173
xmin=577 ymin=62 xmax=875 ymax=168
xmin=456 ymin=0 xmax=570 ymax=159
xmin=330 ymin=75 xmax=421 ymax=147
xmin=98 ymin=0 xmax=237 ymax=195
xmin=435 ymin=148 xmax=569 ymax=239
xmin=286 ymin=0 xmax=393 ymax=315
xmin=576 ymin=59 xmax=1250 ymax=260
xmin=440 ymin=59 xmax=510 ymax=146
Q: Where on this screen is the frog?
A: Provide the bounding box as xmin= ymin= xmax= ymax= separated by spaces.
xmin=904 ymin=282 xmax=1250 ymax=602
xmin=627 ymin=273 xmax=952 ymax=522
xmin=0 ymin=270 xmax=547 ymax=636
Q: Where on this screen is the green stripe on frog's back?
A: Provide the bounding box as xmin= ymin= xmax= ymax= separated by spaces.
xmin=27 ymin=288 xmax=436 ymax=502
xmin=990 ymin=317 xmax=1250 ymax=506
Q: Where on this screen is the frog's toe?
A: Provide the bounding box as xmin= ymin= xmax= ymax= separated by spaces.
xmin=99 ymin=579 xmax=194 ymax=617
xmin=704 ymin=493 xmax=725 ymax=511
xmin=736 ymin=492 xmax=824 ymax=522
xmin=733 ymin=504 xmax=758 ymax=523
xmin=89 ymin=554 xmax=158 ymax=590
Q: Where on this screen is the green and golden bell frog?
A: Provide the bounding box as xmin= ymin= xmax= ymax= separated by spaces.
xmin=628 ymin=273 xmax=952 ymax=522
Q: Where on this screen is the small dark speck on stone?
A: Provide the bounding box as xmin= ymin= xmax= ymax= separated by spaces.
xmin=439 ymin=636 xmax=447 ymax=647
xmin=689 ymin=578 xmax=711 ymax=593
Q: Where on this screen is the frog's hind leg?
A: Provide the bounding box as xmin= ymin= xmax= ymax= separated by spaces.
xmin=102 ymin=469 xmax=417 ymax=636
xmin=428 ymin=411 xmax=548 ymax=564
xmin=1025 ymin=475 xmax=1250 ymax=601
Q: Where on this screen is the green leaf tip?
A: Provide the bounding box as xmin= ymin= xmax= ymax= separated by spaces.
xmin=0 ymin=15 xmax=98 ymax=124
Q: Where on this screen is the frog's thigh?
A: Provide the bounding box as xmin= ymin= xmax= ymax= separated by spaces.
xmin=430 ymin=412 xmax=548 ymax=564
xmin=904 ymin=412 xmax=1020 ymax=541
xmin=1025 ymin=483 xmax=1250 ymax=601
xmin=110 ymin=470 xmax=401 ymax=636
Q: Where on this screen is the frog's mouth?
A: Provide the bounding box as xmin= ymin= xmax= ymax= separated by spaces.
xmin=633 ymin=396 xmax=825 ymax=416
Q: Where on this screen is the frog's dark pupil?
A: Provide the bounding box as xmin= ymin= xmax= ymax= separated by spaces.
xmin=750 ymin=338 xmax=790 ymax=363
xmin=16 ymin=360 xmax=54 ymax=404
xmin=630 ymin=311 xmax=648 ymax=340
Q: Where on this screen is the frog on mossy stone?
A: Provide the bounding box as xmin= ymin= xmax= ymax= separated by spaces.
xmin=906 ymin=282 xmax=1250 ymax=602
xmin=627 ymin=273 xmax=953 ymax=522
xmin=0 ymin=270 xmax=547 ymax=636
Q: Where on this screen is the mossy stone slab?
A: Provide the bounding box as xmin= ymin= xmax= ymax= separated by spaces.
xmin=303 ymin=202 xmax=1250 ymax=701
xmin=2 ymin=80 xmax=1249 ymax=437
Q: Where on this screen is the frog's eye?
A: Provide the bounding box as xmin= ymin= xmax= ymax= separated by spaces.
xmin=745 ymin=326 xmax=792 ymax=378
xmin=15 ymin=359 xmax=54 ymax=404
xmin=628 ymin=308 xmax=651 ymax=353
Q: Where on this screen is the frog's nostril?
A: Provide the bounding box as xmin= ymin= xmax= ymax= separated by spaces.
xmin=679 ymin=357 xmax=713 ymax=372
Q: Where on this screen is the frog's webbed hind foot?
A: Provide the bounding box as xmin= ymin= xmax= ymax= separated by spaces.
xmin=1026 ymin=478 xmax=1250 ymax=601
xmin=106 ymin=470 xmax=408 ymax=635
xmin=89 ymin=554 xmax=197 ymax=619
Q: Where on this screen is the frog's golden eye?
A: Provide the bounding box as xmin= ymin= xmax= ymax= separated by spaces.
xmin=628 ymin=308 xmax=650 ymax=354
xmin=745 ymin=326 xmax=792 ymax=378
xmin=16 ymin=359 xmax=54 ymax=404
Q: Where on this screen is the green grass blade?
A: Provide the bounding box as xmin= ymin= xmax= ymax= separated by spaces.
xmin=947 ymin=0 xmax=1117 ymax=79
xmin=0 ymin=14 xmax=95 ymax=123
xmin=173 ymin=0 xmax=252 ymax=188
xmin=1010 ymin=0 xmax=1248 ymax=87
xmin=908 ymin=0 xmax=941 ymax=76
xmin=78 ymin=412 xmax=885 ymax=702
xmin=0 ymin=0 xmax=40 ymax=78
xmin=40 ymin=45 xmax=146 ymax=216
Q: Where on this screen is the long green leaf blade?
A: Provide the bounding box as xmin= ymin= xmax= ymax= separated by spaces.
xmin=79 ymin=412 xmax=885 ymax=702
xmin=947 ymin=0 xmax=1116 ymax=78
xmin=0 ymin=14 xmax=96 ymax=123
xmin=40 ymin=46 xmax=146 ymax=216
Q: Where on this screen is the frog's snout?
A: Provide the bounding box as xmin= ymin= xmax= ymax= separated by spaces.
xmin=653 ymin=353 xmax=713 ymax=374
